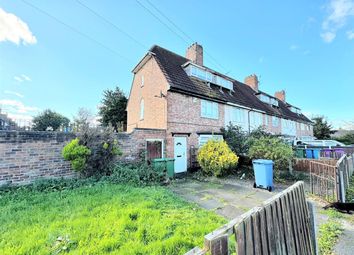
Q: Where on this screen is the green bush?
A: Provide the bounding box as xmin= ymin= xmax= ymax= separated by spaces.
xmin=62 ymin=138 xmax=91 ymax=171
xmin=197 ymin=140 xmax=239 ymax=176
xmin=221 ymin=124 xmax=273 ymax=156
xmin=248 ymin=136 xmax=293 ymax=171
xmin=102 ymin=163 xmax=167 ymax=186
xmin=78 ymin=126 xmax=123 ymax=176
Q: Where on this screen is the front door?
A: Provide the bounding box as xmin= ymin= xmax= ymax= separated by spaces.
xmin=174 ymin=137 xmax=187 ymax=173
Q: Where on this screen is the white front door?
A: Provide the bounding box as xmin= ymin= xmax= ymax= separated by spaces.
xmin=174 ymin=137 xmax=187 ymax=173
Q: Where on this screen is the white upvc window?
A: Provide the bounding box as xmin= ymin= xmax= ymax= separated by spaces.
xmin=140 ymin=99 xmax=144 ymax=120
xmin=201 ymin=99 xmax=218 ymax=119
xmin=272 ymin=116 xmax=279 ymax=127
xmin=250 ymin=111 xmax=263 ymax=129
xmin=199 ymin=134 xmax=223 ymax=147
xmin=141 ymin=75 xmax=144 ymax=87
xmin=264 ymin=114 xmax=269 ymax=126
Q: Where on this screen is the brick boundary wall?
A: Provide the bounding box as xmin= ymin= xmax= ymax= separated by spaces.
xmin=0 ymin=128 xmax=166 ymax=186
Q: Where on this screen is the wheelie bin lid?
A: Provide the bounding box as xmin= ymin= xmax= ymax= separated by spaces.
xmin=252 ymin=159 xmax=274 ymax=165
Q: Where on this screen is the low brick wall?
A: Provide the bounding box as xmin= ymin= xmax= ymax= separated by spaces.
xmin=0 ymin=131 xmax=77 ymax=186
xmin=0 ymin=128 xmax=166 ymax=186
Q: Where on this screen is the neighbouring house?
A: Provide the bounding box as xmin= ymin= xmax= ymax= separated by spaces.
xmin=0 ymin=109 xmax=17 ymax=130
xmin=126 ymin=43 xmax=313 ymax=173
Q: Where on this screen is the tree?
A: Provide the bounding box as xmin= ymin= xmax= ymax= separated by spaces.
xmin=32 ymin=109 xmax=70 ymax=131
xmin=312 ymin=116 xmax=334 ymax=139
xmin=98 ymin=87 xmax=127 ymax=132
xmin=73 ymin=108 xmax=95 ymax=132
xmin=336 ymin=132 xmax=354 ymax=145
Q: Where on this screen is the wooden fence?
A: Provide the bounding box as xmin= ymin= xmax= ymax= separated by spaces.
xmin=185 ymin=182 xmax=316 ymax=255
xmin=309 ymin=154 xmax=354 ymax=202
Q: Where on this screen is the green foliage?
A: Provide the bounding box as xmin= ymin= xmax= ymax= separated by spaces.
xmin=336 ymin=132 xmax=354 ymax=145
xmin=77 ymin=126 xmax=123 ymax=176
xmin=98 ymin=86 xmax=128 ymax=132
xmin=0 ymin=182 xmax=225 ymax=254
xmin=346 ymin=175 xmax=354 ymax=201
xmin=221 ymin=124 xmax=273 ymax=155
xmin=102 ymin=163 xmax=167 ymax=186
xmin=248 ymin=136 xmax=293 ymax=171
xmin=32 ymin=109 xmax=70 ymax=131
xmin=318 ymin=220 xmax=343 ymax=255
xmin=197 ymin=140 xmax=239 ymax=176
xmin=62 ymin=138 xmax=91 ymax=172
xmin=221 ymin=123 xmax=248 ymax=155
xmin=312 ymin=116 xmax=335 ymax=139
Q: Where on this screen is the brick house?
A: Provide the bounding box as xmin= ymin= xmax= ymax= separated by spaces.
xmin=126 ymin=43 xmax=313 ymax=173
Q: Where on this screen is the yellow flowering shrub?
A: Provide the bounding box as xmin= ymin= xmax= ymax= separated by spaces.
xmin=197 ymin=139 xmax=239 ymax=176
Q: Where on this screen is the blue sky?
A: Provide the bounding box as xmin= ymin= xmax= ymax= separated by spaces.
xmin=0 ymin=0 xmax=353 ymax=128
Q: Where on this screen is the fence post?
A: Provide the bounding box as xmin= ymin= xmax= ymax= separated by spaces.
xmin=307 ymin=201 xmax=318 ymax=255
xmin=339 ymin=169 xmax=346 ymax=203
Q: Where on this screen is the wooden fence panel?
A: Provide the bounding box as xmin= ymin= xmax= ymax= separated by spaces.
xmin=185 ymin=182 xmax=315 ymax=255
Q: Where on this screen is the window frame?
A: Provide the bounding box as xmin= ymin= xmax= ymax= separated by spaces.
xmin=201 ymin=99 xmax=219 ymax=119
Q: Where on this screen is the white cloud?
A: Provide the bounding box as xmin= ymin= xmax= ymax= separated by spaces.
xmin=0 ymin=99 xmax=40 ymax=114
xmin=13 ymin=74 xmax=31 ymax=83
xmin=290 ymin=44 xmax=299 ymax=50
xmin=258 ymin=57 xmax=264 ymax=63
xmin=321 ymin=31 xmax=337 ymax=42
xmin=4 ymin=90 xmax=24 ymax=98
xmin=0 ymin=7 xmax=37 ymax=45
xmin=347 ymin=30 xmax=354 ymax=39
xmin=321 ymin=0 xmax=354 ymax=42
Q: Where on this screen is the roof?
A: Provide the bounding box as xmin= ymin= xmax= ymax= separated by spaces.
xmin=149 ymin=45 xmax=312 ymax=124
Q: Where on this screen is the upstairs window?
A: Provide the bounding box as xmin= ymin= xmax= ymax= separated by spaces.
xmin=201 ymin=99 xmax=218 ymax=119
xmin=140 ymin=99 xmax=144 ymax=120
xmin=272 ymin=116 xmax=279 ymax=127
xmin=259 ymin=94 xmax=278 ymax=107
xmin=141 ymin=75 xmax=144 ymax=87
xmin=184 ymin=64 xmax=233 ymax=90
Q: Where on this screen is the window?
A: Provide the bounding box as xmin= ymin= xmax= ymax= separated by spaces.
xmin=201 ymin=99 xmax=218 ymax=119
xmin=264 ymin=114 xmax=269 ymax=126
xmin=199 ymin=134 xmax=223 ymax=147
xmin=259 ymin=94 xmax=278 ymax=107
xmin=140 ymin=99 xmax=144 ymax=120
xmin=141 ymin=75 xmax=144 ymax=87
xmin=272 ymin=116 xmax=279 ymax=127
xmin=250 ymin=111 xmax=263 ymax=128
xmin=184 ymin=64 xmax=233 ymax=90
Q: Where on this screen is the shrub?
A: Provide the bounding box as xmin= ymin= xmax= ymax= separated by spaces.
xmin=62 ymin=138 xmax=91 ymax=171
xmin=197 ymin=140 xmax=239 ymax=176
xmin=103 ymin=163 xmax=167 ymax=186
xmin=248 ymin=136 xmax=293 ymax=171
xmin=221 ymin=123 xmax=248 ymax=155
xmin=77 ymin=126 xmax=122 ymax=176
xmin=221 ymin=124 xmax=273 ymax=156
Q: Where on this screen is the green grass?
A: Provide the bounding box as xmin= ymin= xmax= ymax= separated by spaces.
xmin=318 ymin=209 xmax=344 ymax=255
xmin=0 ymin=182 xmax=225 ymax=255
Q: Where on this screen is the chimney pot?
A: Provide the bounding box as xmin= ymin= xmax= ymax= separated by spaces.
xmin=244 ymin=74 xmax=259 ymax=92
xmin=186 ymin=43 xmax=203 ymax=66
xmin=275 ymin=90 xmax=286 ymax=102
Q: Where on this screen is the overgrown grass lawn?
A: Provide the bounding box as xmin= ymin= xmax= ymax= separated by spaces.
xmin=0 ymin=183 xmax=225 ymax=254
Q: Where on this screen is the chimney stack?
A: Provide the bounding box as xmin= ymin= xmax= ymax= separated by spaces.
xmin=186 ymin=43 xmax=203 ymax=66
xmin=244 ymin=74 xmax=259 ymax=92
xmin=274 ymin=90 xmax=286 ymax=102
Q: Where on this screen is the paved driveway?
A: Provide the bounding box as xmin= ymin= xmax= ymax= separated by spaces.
xmin=169 ymin=178 xmax=283 ymax=220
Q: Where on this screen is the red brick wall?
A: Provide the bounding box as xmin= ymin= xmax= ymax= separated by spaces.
xmin=166 ymin=92 xmax=224 ymax=166
xmin=0 ymin=129 xmax=167 ymax=186
xmin=0 ymin=131 xmax=77 ymax=186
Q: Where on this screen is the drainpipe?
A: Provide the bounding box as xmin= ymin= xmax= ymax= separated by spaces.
xmin=248 ymin=110 xmax=252 ymax=134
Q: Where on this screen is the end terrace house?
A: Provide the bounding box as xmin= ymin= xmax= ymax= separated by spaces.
xmin=126 ymin=43 xmax=313 ymax=173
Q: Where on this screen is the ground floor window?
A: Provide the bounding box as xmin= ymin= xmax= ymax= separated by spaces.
xmin=198 ymin=134 xmax=223 ymax=147
xmin=146 ymin=139 xmax=164 ymax=161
